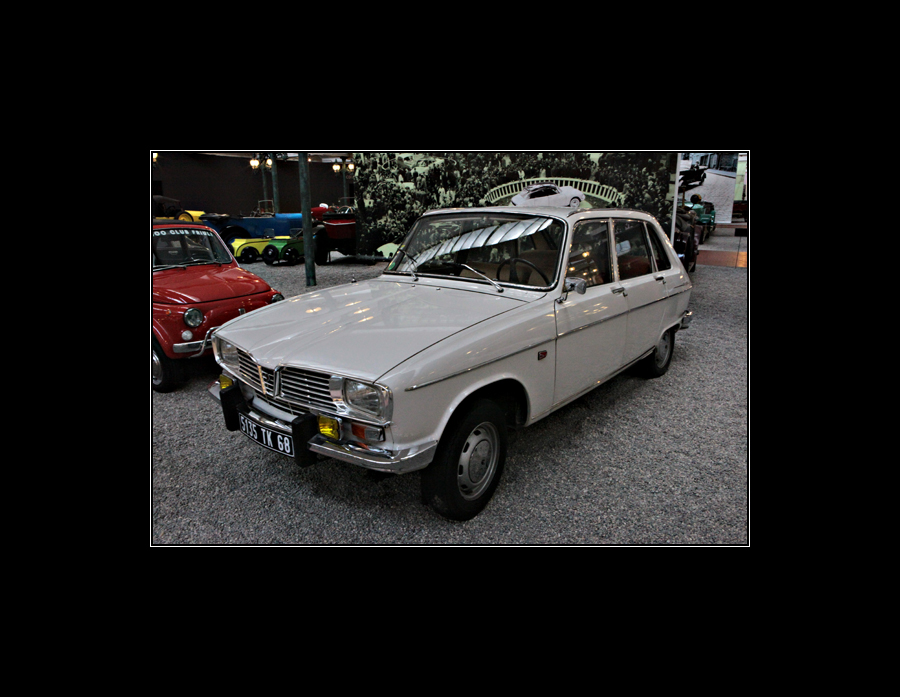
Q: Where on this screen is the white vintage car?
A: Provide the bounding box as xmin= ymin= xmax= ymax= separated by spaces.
xmin=209 ymin=207 xmax=693 ymax=520
xmin=511 ymin=183 xmax=585 ymax=208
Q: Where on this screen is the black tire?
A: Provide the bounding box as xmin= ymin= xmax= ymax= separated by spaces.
xmin=638 ymin=326 xmax=675 ymax=378
xmin=152 ymin=338 xmax=184 ymax=393
xmin=421 ymin=399 xmax=507 ymax=521
xmin=262 ymin=245 xmax=280 ymax=265
xmin=239 ymin=247 xmax=259 ymax=263
xmin=283 ymin=247 xmax=301 ymax=265
xmin=315 ymin=244 xmax=329 ymax=266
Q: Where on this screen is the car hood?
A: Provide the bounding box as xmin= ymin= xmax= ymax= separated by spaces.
xmin=216 ymin=278 xmax=525 ymax=381
xmin=153 ymin=264 xmax=271 ymax=304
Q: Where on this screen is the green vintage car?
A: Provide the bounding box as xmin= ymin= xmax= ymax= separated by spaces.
xmin=261 ymin=237 xmax=306 ymax=265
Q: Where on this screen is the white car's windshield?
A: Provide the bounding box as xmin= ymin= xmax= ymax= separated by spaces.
xmin=386 ymin=212 xmax=564 ymax=289
xmin=152 ymin=227 xmax=232 ymax=269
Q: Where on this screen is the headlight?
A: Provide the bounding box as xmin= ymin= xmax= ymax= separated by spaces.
xmin=343 ymin=379 xmax=392 ymax=419
xmin=184 ymin=308 xmax=204 ymax=327
xmin=212 ymin=335 xmax=240 ymax=372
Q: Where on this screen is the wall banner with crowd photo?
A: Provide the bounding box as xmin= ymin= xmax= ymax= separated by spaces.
xmin=351 ymin=152 xmax=677 ymax=255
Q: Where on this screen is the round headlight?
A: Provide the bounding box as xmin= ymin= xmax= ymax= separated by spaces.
xmin=343 ymin=379 xmax=391 ymax=418
xmin=212 ymin=335 xmax=240 ymax=371
xmin=271 ymin=293 xmax=284 ymax=303
xmin=184 ymin=308 xmax=204 ymax=327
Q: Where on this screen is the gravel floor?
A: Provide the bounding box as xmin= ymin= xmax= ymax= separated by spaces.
xmin=151 ymin=254 xmax=749 ymax=546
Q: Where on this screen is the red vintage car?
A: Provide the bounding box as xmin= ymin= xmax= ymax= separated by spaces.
xmin=152 ymin=220 xmax=284 ymax=392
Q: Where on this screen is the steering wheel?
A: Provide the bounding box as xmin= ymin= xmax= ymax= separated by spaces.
xmin=496 ymin=257 xmax=550 ymax=286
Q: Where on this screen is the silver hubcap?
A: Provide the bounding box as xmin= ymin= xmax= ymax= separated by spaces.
xmin=457 ymin=422 xmax=499 ymax=500
xmin=655 ymin=331 xmax=672 ymax=368
xmin=152 ymin=349 xmax=162 ymax=384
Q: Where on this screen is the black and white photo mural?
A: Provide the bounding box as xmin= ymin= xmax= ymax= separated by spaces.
xmin=676 ymin=152 xmax=747 ymax=224
xmin=351 ymin=152 xmax=676 ymax=255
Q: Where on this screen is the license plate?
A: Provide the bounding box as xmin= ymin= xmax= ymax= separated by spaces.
xmin=238 ymin=412 xmax=294 ymax=456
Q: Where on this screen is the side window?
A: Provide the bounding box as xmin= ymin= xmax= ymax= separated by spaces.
xmin=646 ymin=223 xmax=672 ymax=271
xmin=614 ymin=219 xmax=653 ymax=280
xmin=568 ymin=220 xmax=611 ymax=288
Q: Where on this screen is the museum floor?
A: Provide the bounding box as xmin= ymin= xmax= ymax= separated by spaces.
xmin=696 ymin=224 xmax=749 ymax=268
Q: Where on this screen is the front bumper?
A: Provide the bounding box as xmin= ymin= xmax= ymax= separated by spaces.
xmin=173 ymin=327 xmax=218 ymax=356
xmin=679 ymin=310 xmax=693 ymax=329
xmin=208 ymin=377 xmax=436 ymax=474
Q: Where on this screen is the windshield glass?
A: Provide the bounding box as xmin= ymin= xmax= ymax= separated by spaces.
xmin=152 ymin=227 xmax=232 ymax=269
xmin=386 ymin=212 xmax=565 ymax=289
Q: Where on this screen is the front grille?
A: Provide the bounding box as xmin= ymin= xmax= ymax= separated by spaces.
xmin=280 ymin=368 xmax=335 ymax=413
xmin=236 ymin=349 xmax=337 ymax=417
xmin=237 ymin=349 xmax=275 ymax=395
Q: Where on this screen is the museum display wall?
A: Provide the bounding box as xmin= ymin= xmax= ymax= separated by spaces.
xmin=151 ymin=152 xmax=347 ymax=217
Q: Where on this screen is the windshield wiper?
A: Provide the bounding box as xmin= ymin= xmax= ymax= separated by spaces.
xmin=154 ymin=264 xmax=187 ymax=271
xmin=391 ymin=248 xmax=419 ymax=280
xmin=456 ymin=263 xmax=504 ymax=293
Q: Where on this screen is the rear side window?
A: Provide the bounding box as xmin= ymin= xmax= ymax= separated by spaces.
xmin=646 ymin=223 xmax=672 ymax=271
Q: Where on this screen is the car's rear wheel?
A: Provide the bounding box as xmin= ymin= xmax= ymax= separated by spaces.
xmin=421 ymin=399 xmax=507 ymax=521
xmin=239 ymin=247 xmax=259 ymax=263
xmin=283 ymin=247 xmax=301 ymax=265
xmin=639 ymin=326 xmax=675 ymax=378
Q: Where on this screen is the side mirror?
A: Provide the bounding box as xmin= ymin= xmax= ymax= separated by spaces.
xmin=564 ymin=277 xmax=587 ymax=295
xmin=558 ymin=277 xmax=587 ymax=303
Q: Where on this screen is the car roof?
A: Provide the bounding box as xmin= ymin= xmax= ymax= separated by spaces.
xmin=422 ymin=206 xmax=658 ymax=221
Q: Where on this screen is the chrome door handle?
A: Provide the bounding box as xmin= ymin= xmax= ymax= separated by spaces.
xmin=612 ymin=286 xmax=627 ymax=296
xmin=655 ymin=274 xmax=666 ymax=284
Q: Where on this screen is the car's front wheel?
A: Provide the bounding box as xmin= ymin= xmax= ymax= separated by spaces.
xmin=263 ymin=245 xmax=280 ymax=265
xmin=152 ymin=339 xmax=184 ymax=393
xmin=421 ymin=399 xmax=507 ymax=521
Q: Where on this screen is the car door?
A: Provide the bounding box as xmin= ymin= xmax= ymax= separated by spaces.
xmin=554 ymin=219 xmax=628 ymax=405
xmin=645 ymin=219 xmax=684 ymax=330
xmin=612 ymin=218 xmax=668 ymax=364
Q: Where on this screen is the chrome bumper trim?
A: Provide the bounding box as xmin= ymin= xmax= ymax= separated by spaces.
xmin=679 ymin=310 xmax=693 ymax=329
xmin=308 ymin=436 xmax=437 ymax=474
xmin=209 ymin=378 xmax=435 ymax=474
xmin=174 ymin=327 xmax=218 ymax=356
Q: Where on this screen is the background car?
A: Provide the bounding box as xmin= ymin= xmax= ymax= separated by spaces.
xmin=152 ymin=195 xmax=205 ymax=221
xmin=152 ymin=220 xmax=284 ymax=392
xmin=262 ymin=237 xmax=306 ymax=265
xmin=201 ymin=205 xmax=328 ymax=244
xmin=230 ymin=236 xmax=289 ymax=263
xmin=511 ymin=183 xmax=585 ymax=208
xmin=316 ymin=204 xmax=358 ymax=263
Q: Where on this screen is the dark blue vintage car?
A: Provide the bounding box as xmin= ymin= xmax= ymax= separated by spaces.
xmin=200 ymin=211 xmax=306 ymax=243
